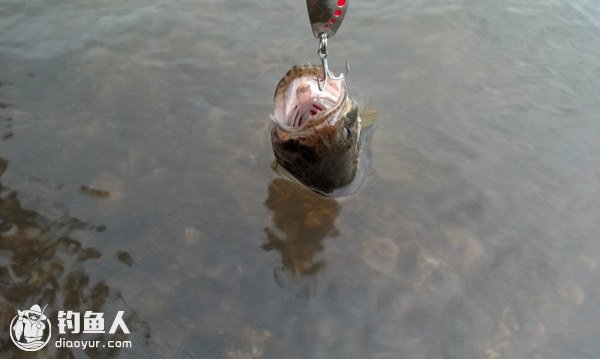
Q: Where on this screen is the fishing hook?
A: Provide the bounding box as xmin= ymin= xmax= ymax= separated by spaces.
xmin=317 ymin=33 xmax=349 ymax=91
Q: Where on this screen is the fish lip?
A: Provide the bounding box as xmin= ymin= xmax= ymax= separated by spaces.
xmin=272 ymin=65 xmax=347 ymax=132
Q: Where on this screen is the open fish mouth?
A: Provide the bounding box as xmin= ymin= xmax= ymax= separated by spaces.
xmin=289 ymin=100 xmax=328 ymax=127
xmin=272 ymin=64 xmax=347 ymax=131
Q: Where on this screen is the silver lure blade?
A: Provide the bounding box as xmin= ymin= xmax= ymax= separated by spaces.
xmin=306 ymin=0 xmax=349 ymax=38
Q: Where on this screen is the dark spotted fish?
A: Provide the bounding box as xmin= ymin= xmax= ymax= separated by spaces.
xmin=270 ymin=64 xmax=376 ymax=195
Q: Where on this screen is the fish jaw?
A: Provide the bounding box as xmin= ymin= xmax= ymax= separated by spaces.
xmin=272 ymin=64 xmax=347 ymax=132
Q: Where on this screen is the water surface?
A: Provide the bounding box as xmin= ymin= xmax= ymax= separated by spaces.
xmin=1 ymin=0 xmax=599 ymax=357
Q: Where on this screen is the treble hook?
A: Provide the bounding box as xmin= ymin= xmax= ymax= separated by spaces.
xmin=317 ymin=33 xmax=349 ymax=91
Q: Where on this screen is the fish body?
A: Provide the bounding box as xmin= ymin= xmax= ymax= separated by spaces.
xmin=271 ymin=64 xmax=370 ymax=194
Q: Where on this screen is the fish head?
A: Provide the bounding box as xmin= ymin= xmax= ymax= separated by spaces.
xmin=271 ymin=64 xmax=361 ymax=194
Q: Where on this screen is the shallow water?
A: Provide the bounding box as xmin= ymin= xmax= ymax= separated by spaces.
xmin=1 ymin=0 xmax=599 ymax=357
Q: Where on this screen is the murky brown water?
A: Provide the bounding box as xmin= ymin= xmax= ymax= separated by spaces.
xmin=1 ymin=0 xmax=599 ymax=358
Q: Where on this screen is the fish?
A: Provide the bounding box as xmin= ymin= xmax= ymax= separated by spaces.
xmin=270 ymin=64 xmax=377 ymax=195
xmin=13 ymin=311 xmax=24 ymax=340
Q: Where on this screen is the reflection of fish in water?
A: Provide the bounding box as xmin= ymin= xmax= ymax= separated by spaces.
xmin=263 ymin=178 xmax=340 ymax=277
xmin=271 ymin=64 xmax=377 ymax=195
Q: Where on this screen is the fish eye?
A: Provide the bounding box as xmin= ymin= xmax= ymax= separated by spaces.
xmin=343 ymin=126 xmax=352 ymax=140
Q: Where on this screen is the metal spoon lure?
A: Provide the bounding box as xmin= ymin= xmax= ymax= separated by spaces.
xmin=306 ymin=0 xmax=350 ymax=90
